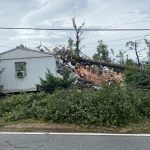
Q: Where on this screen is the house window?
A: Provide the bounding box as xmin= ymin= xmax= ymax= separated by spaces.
xmin=15 ymin=62 xmax=27 ymax=78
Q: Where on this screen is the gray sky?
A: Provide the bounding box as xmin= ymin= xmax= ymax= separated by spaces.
xmin=0 ymin=0 xmax=150 ymax=61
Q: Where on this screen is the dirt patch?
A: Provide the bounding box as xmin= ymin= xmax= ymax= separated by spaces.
xmin=0 ymin=122 xmax=150 ymax=133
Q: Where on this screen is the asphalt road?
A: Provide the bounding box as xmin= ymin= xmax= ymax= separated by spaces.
xmin=0 ymin=133 xmax=150 ymax=150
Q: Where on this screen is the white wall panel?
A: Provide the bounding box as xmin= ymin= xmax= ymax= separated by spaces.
xmin=0 ymin=50 xmax=57 ymax=93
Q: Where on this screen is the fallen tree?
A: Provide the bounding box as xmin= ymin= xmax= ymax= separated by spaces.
xmin=56 ymin=50 xmax=142 ymax=72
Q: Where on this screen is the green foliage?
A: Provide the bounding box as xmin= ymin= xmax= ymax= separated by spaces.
xmin=144 ymin=39 xmax=150 ymax=60
xmin=67 ymin=37 xmax=74 ymax=53
xmin=124 ymin=65 xmax=150 ymax=89
xmin=40 ymin=70 xmax=73 ymax=93
xmin=116 ymin=50 xmax=126 ymax=64
xmin=93 ymin=40 xmax=111 ymax=62
xmin=0 ymin=86 xmax=149 ymax=127
xmin=0 ymin=93 xmax=47 ymax=120
xmin=0 ymin=85 xmax=2 ymax=94
xmin=0 ymin=68 xmax=5 ymax=94
xmin=125 ymin=59 xmax=136 ymax=66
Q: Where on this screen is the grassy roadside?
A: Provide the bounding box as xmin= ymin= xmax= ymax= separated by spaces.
xmin=0 ymin=87 xmax=150 ymax=128
xmin=0 ymin=86 xmax=149 ymax=132
xmin=0 ymin=119 xmax=150 ymax=133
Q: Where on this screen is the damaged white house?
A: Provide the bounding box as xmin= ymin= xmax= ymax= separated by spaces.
xmin=0 ymin=44 xmax=57 ymax=93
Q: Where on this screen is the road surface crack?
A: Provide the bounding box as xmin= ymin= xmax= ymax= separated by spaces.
xmin=5 ymin=140 xmax=30 ymax=149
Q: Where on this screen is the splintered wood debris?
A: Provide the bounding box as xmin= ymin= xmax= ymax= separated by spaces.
xmin=54 ymin=50 xmax=124 ymax=87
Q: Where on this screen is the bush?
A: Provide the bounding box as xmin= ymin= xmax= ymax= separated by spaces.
xmin=40 ymin=70 xmax=73 ymax=93
xmin=0 ymin=86 xmax=149 ymax=127
xmin=124 ymin=65 xmax=150 ymax=89
xmin=85 ymin=86 xmax=138 ymax=126
xmin=0 ymin=93 xmax=47 ymax=120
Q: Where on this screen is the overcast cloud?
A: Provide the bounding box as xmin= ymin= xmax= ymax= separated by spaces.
xmin=0 ymin=0 xmax=150 ymax=60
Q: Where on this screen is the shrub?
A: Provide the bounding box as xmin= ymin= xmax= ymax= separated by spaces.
xmin=40 ymin=70 xmax=73 ymax=93
xmin=0 ymin=86 xmax=149 ymax=127
xmin=124 ymin=65 xmax=150 ymax=89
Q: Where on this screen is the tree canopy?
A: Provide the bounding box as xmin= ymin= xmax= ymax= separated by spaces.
xmin=93 ymin=40 xmax=111 ymax=62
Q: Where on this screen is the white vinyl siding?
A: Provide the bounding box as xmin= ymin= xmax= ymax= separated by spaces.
xmin=0 ymin=48 xmax=57 ymax=93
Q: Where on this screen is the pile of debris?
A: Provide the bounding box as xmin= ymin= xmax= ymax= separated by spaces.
xmin=54 ymin=49 xmax=124 ymax=88
xmin=73 ymin=64 xmax=123 ymax=85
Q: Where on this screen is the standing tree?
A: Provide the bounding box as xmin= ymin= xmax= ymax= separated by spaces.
xmin=67 ymin=37 xmax=74 ymax=54
xmin=110 ymin=48 xmax=115 ymax=63
xmin=126 ymin=41 xmax=141 ymax=67
xmin=144 ymin=39 xmax=150 ymax=60
xmin=116 ymin=50 xmax=126 ymax=65
xmin=72 ymin=17 xmax=85 ymax=57
xmin=93 ymin=40 xmax=111 ymax=62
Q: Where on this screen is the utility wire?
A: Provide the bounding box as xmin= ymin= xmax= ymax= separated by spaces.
xmin=83 ymin=41 xmax=145 ymax=47
xmin=83 ymin=34 xmax=150 ymax=46
xmin=137 ymin=33 xmax=150 ymax=44
xmin=83 ymin=33 xmax=150 ymax=47
xmin=1 ymin=27 xmax=150 ymax=31
xmin=106 ymin=35 xmax=149 ymax=42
